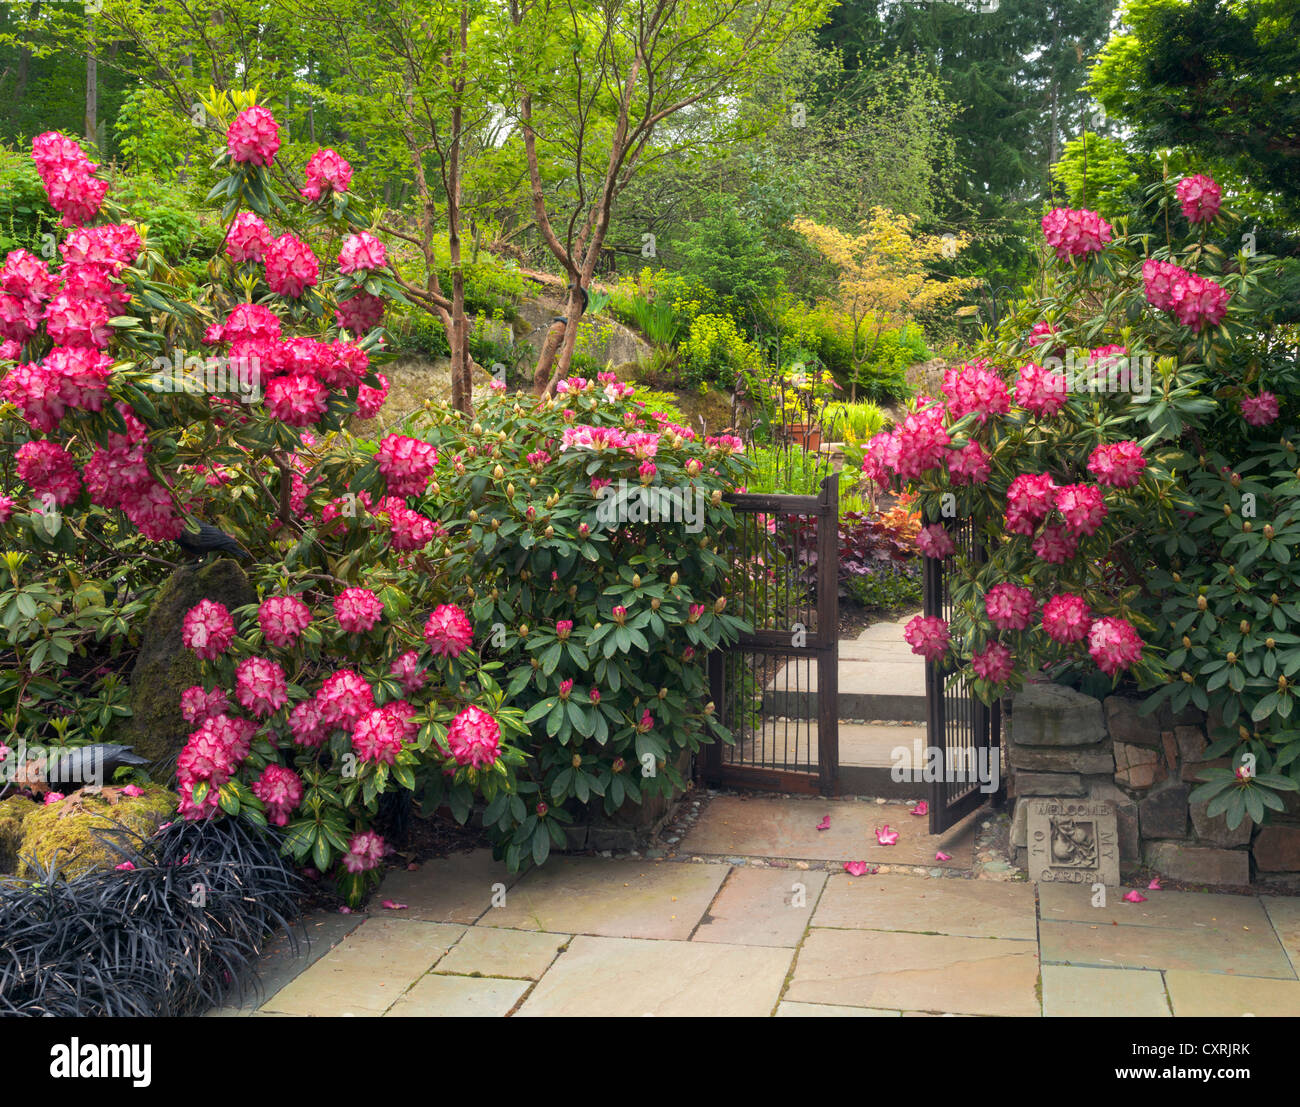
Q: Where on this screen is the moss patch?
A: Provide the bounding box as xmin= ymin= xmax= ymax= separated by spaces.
xmin=16 ymin=785 xmax=176 ymax=879
xmin=0 ymin=795 xmax=35 ymax=874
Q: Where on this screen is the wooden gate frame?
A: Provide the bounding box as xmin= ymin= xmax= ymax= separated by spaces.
xmin=702 ymin=475 xmax=839 ymax=795
xmin=923 ymin=513 xmax=1003 ymax=834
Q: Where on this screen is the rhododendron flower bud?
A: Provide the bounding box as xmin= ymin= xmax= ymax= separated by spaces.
xmin=181 ymin=599 xmax=236 ymax=659
xmin=264 ymin=232 xmax=319 ymax=298
xmin=180 ymin=685 xmax=230 ymax=726
xmin=226 ymin=105 xmax=281 ymax=166
xmin=338 ymin=232 xmax=388 ymax=273
xmin=376 ymin=433 xmax=438 ymax=497
xmin=971 ymin=641 xmax=1014 ymax=684
xmin=1041 ymin=206 xmax=1112 ymax=258
xmin=226 ymin=212 xmax=272 ymax=263
xmin=1054 ymin=484 xmax=1108 ymax=536
xmin=424 ymin=603 xmax=473 ymax=657
xmin=334 ymin=587 xmax=384 ymax=633
xmin=301 ymin=147 xmax=353 ymax=200
xmin=1241 ymin=392 xmax=1279 ymax=427
xmin=916 ymin=523 xmax=956 ymax=559
xmin=446 ymin=704 xmax=501 ymax=768
xmin=390 ymin=650 xmax=426 ymax=695
xmin=1087 ymin=440 xmax=1146 ymax=488
xmin=558 ymin=679 xmax=573 ymax=700
xmin=1176 ymin=174 xmax=1221 ymax=224
xmin=1041 ymin=593 xmax=1092 ymax=643
xmin=251 ymin=764 xmax=303 ymax=826
xmin=985 ymin=584 xmax=1036 ymax=631
xmin=556 ymin=619 xmax=573 ymax=640
xmin=612 ymin=605 xmax=627 ymax=624
xmin=904 ymin=614 xmax=949 ymax=662
xmin=343 ymin=829 xmax=386 ymax=873
xmin=1087 ymin=616 xmax=1144 ymax=675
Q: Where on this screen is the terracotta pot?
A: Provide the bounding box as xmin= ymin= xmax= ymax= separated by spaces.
xmin=783 ymin=423 xmax=821 ymax=451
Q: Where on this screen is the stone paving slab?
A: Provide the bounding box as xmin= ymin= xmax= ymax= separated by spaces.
xmin=1164 ymin=969 xmax=1300 ymax=1016
xmin=1039 ymin=919 xmax=1296 ymax=979
xmin=786 ymin=928 xmax=1041 ymax=1016
xmin=1039 ymin=882 xmax=1272 ymax=931
xmin=261 ymin=919 xmax=465 ymax=1016
xmin=514 ymin=935 xmax=793 ymax=1017
xmin=1041 ymin=965 xmax=1171 ymax=1017
xmin=479 ymin=856 xmax=729 ymax=940
xmin=812 ymin=873 xmax=1038 ymax=940
xmin=374 ymin=848 xmax=520 ymax=924
xmin=679 ymin=795 xmax=975 ymax=867
xmin=839 ymin=724 xmax=928 ymax=769
xmin=692 ymin=866 xmax=827 ymax=947
xmin=435 ymin=927 xmax=570 ymax=980
xmin=1261 ymin=897 xmax=1300 ymax=975
xmin=384 ymin=973 xmax=530 ymax=1017
xmin=775 ymin=1001 xmax=901 ymax=1016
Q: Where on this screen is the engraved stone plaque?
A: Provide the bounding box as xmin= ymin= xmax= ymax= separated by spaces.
xmin=1026 ymin=798 xmax=1120 ymax=887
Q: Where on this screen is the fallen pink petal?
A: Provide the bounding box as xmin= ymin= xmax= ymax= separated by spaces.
xmin=875 ymin=825 xmax=899 ymax=846
xmin=381 ymin=899 xmax=408 ymax=910
xmin=843 ymin=861 xmax=872 ymax=877
xmin=114 ymin=861 xmax=135 ymax=871
xmin=816 ymin=815 xmax=831 ymax=831
xmin=910 ymin=801 xmax=928 ymax=816
xmin=120 ymin=784 xmax=145 ymax=797
xmin=1123 ymin=890 xmax=1148 ymax=903
xmin=1147 ymin=877 xmax=1162 ymax=890
xmin=935 ymin=851 xmax=952 ymax=861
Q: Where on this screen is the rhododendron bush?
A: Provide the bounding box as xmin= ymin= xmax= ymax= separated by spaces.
xmin=863 ymin=174 xmax=1299 ymax=814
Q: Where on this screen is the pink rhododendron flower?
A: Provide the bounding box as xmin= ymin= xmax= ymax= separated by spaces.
xmin=1004 ymin=472 xmax=1057 ymax=535
xmin=264 ymin=233 xmax=319 ymax=298
xmin=947 ymin=440 xmax=991 ymax=485
xmin=258 ymin=594 xmax=313 ymax=649
xmin=860 ymin=430 xmax=900 ymax=483
xmin=1013 ymin=362 xmax=1068 ymax=416
xmin=225 ymin=212 xmax=271 ymax=264
xmin=1142 ymin=259 xmax=1230 ymax=329
xmin=844 ymin=861 xmax=876 ymax=876
xmin=424 ymin=603 xmax=473 ymax=657
xmin=390 ymin=651 xmax=426 ymax=695
xmin=1054 ymin=483 xmax=1108 ymax=536
xmin=352 ymin=706 xmax=408 ymax=765
xmin=316 ymin=669 xmax=375 ymax=729
xmin=1027 ymin=321 xmax=1059 ymax=348
xmin=235 ymin=656 xmax=289 ymax=717
xmin=971 ymin=641 xmax=1014 ymax=684
xmin=1 ymin=248 xmax=58 ymax=302
xmin=1087 ymin=440 xmax=1146 ymax=488
xmin=337 ymin=232 xmax=387 ymax=273
xmin=44 ymin=292 xmax=112 ymax=348
xmin=44 ymin=792 xmax=65 ymax=805
xmin=892 ymin=403 xmax=950 ymax=479
xmin=289 ymin=697 xmax=329 ymax=747
xmin=334 ymin=587 xmax=383 ymax=633
xmin=942 ymin=361 xmax=1010 ymax=423
xmin=31 ymin=132 xmax=108 ymax=226
xmin=251 ymin=764 xmax=303 ymax=826
xmin=875 ymin=825 xmax=899 ymax=846
xmin=265 ymin=372 xmax=329 ymax=426
xmin=1032 ymin=523 xmax=1079 ymax=564
xmin=301 ymin=147 xmax=353 ymax=200
xmin=120 ymin=784 xmax=145 ymax=798
xmin=1176 ymin=174 xmax=1221 ymax=224
xmin=1041 ymin=206 xmax=1112 ymax=258
xmin=445 ymin=704 xmax=501 ymax=768
xmin=115 ymin=862 xmax=135 ymax=871
xmin=816 ymin=815 xmax=831 ymax=831
xmin=335 ymin=291 xmax=385 ymax=335
xmin=1241 ymin=391 xmax=1279 ymax=427
xmin=384 ymin=500 xmax=437 ymax=551
xmin=910 ymin=801 xmax=928 ymax=817
xmin=342 ymin=829 xmax=386 ymax=873
xmin=1088 ymin=616 xmax=1144 ymax=675
xmin=180 ymin=685 xmax=230 ymax=726
xmin=355 ymin=373 xmax=388 ymax=418
xmin=181 ymin=599 xmax=236 ymax=659
xmin=985 ymin=583 xmax=1036 ymax=631
xmin=916 ymin=523 xmax=956 ymax=559
xmin=225 ymin=106 xmax=281 ymax=166
xmin=904 ymin=614 xmax=950 ymax=662
xmin=935 ymin=851 xmax=952 ymax=862
xmin=376 ymin=433 xmax=438 ymax=497
xmin=1041 ymin=593 xmax=1092 ymax=643
xmin=1122 ymin=890 xmax=1148 ymax=903
xmin=381 ymin=900 xmax=408 ymax=910
xmin=1147 ymin=877 xmax=1162 ymax=890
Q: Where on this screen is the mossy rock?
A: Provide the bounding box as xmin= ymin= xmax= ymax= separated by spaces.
xmin=129 ymin=559 xmax=257 ymax=766
xmin=15 ymin=785 xmax=176 ymax=879
xmin=0 ymin=794 xmax=35 ymax=874
xmin=673 ymin=387 xmax=735 ymax=435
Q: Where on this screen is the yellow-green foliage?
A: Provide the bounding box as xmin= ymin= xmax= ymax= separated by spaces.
xmin=680 ymin=313 xmax=762 ymax=388
xmin=13 ymin=785 xmax=176 ymax=879
xmin=0 ymin=795 xmax=31 ymax=874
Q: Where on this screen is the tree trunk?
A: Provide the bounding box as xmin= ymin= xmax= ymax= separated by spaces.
xmin=84 ymin=14 xmax=97 ymax=146
xmin=446 ymin=4 xmax=473 ymax=416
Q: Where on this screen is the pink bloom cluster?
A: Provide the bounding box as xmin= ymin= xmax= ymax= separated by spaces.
xmin=301 ymin=148 xmax=353 ymax=201
xmin=599 ymin=370 xmax=635 ymax=401
xmin=1041 ymin=593 xmax=1091 ymax=643
xmin=235 ymin=656 xmax=289 ymax=716
xmin=1027 ymin=321 xmax=1059 ymax=348
xmin=182 ymin=599 xmax=236 ymax=659
xmin=972 ymin=641 xmax=1014 ymax=684
xmin=560 ymin=424 xmax=660 ymax=454
xmin=1054 ymin=483 xmax=1108 ymax=536
xmin=264 ymin=233 xmax=319 ymax=298
xmin=1088 ymin=616 xmax=1144 ymax=675
xmin=948 ymin=440 xmax=991 ymax=485
xmin=376 ymin=434 xmax=438 ymax=497
xmin=336 ymin=291 xmax=385 ymax=336
xmin=32 ymin=132 xmax=108 ymax=226
xmin=445 ymin=704 xmax=501 ymax=768
xmin=352 ymin=703 xmax=418 ymax=765
xmin=226 ymin=213 xmax=272 ymax=264
xmin=916 ymin=523 xmax=955 ymax=560
xmin=251 ymin=763 xmax=303 ymax=826
xmin=180 ymin=685 xmax=229 ymax=725
xmin=942 ymin=361 xmax=1009 ymax=423
xmin=390 ymin=651 xmax=427 ymax=695
xmin=338 ymin=233 xmax=387 ymax=274
xmin=1004 ymin=472 xmax=1057 ymax=535
xmin=1241 ymin=392 xmax=1279 ymax=427
xmin=226 ymin=106 xmax=281 ymax=167
xmin=1041 ymin=207 xmax=1112 ymax=259
xmin=15 ymin=439 xmax=81 ymax=506
xmin=424 ymin=603 xmax=473 ymax=657
xmin=176 ymin=714 xmax=254 ymax=819
xmin=1087 ymin=440 xmax=1146 ymax=488
xmin=985 ymin=584 xmax=1036 ymax=631
xmin=1013 ymin=362 xmax=1068 ymax=416
xmin=258 ymin=594 xmax=313 ymax=648
xmin=334 ymin=587 xmax=384 ymax=633
xmin=343 ymin=829 xmax=386 ymax=873
xmin=904 ymin=615 xmax=950 ymax=662
xmin=1142 ymin=260 xmax=1230 ymax=329
xmin=3 ymin=345 xmax=113 ymax=431
xmin=380 ymin=496 xmax=439 ymax=551
xmin=1176 ymin=174 xmax=1221 ymax=224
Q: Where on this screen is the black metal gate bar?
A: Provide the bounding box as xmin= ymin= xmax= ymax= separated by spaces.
xmin=924 ymin=513 xmax=1001 ymax=834
xmin=704 ymin=474 xmax=838 ymax=796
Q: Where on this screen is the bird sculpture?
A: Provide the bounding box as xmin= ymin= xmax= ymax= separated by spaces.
xmin=4 ymin=743 xmax=150 ymax=815
xmin=175 ymin=521 xmax=252 ymax=560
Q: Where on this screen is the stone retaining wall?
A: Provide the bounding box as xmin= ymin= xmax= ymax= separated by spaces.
xmin=1007 ymin=682 xmax=1300 ymax=886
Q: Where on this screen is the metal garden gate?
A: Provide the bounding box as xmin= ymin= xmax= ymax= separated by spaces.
xmin=922 ymin=513 xmax=1003 ymax=834
xmin=703 ymin=475 xmax=839 ymax=795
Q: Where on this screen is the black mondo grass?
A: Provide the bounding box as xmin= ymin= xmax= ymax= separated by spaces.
xmin=0 ymin=816 xmax=305 ymax=1016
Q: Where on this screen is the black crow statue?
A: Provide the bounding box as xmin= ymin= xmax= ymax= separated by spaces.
xmin=175 ymin=521 xmax=252 ymax=560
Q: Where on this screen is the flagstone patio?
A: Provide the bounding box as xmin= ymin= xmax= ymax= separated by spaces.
xmin=208 ymin=795 xmax=1300 ymax=1018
